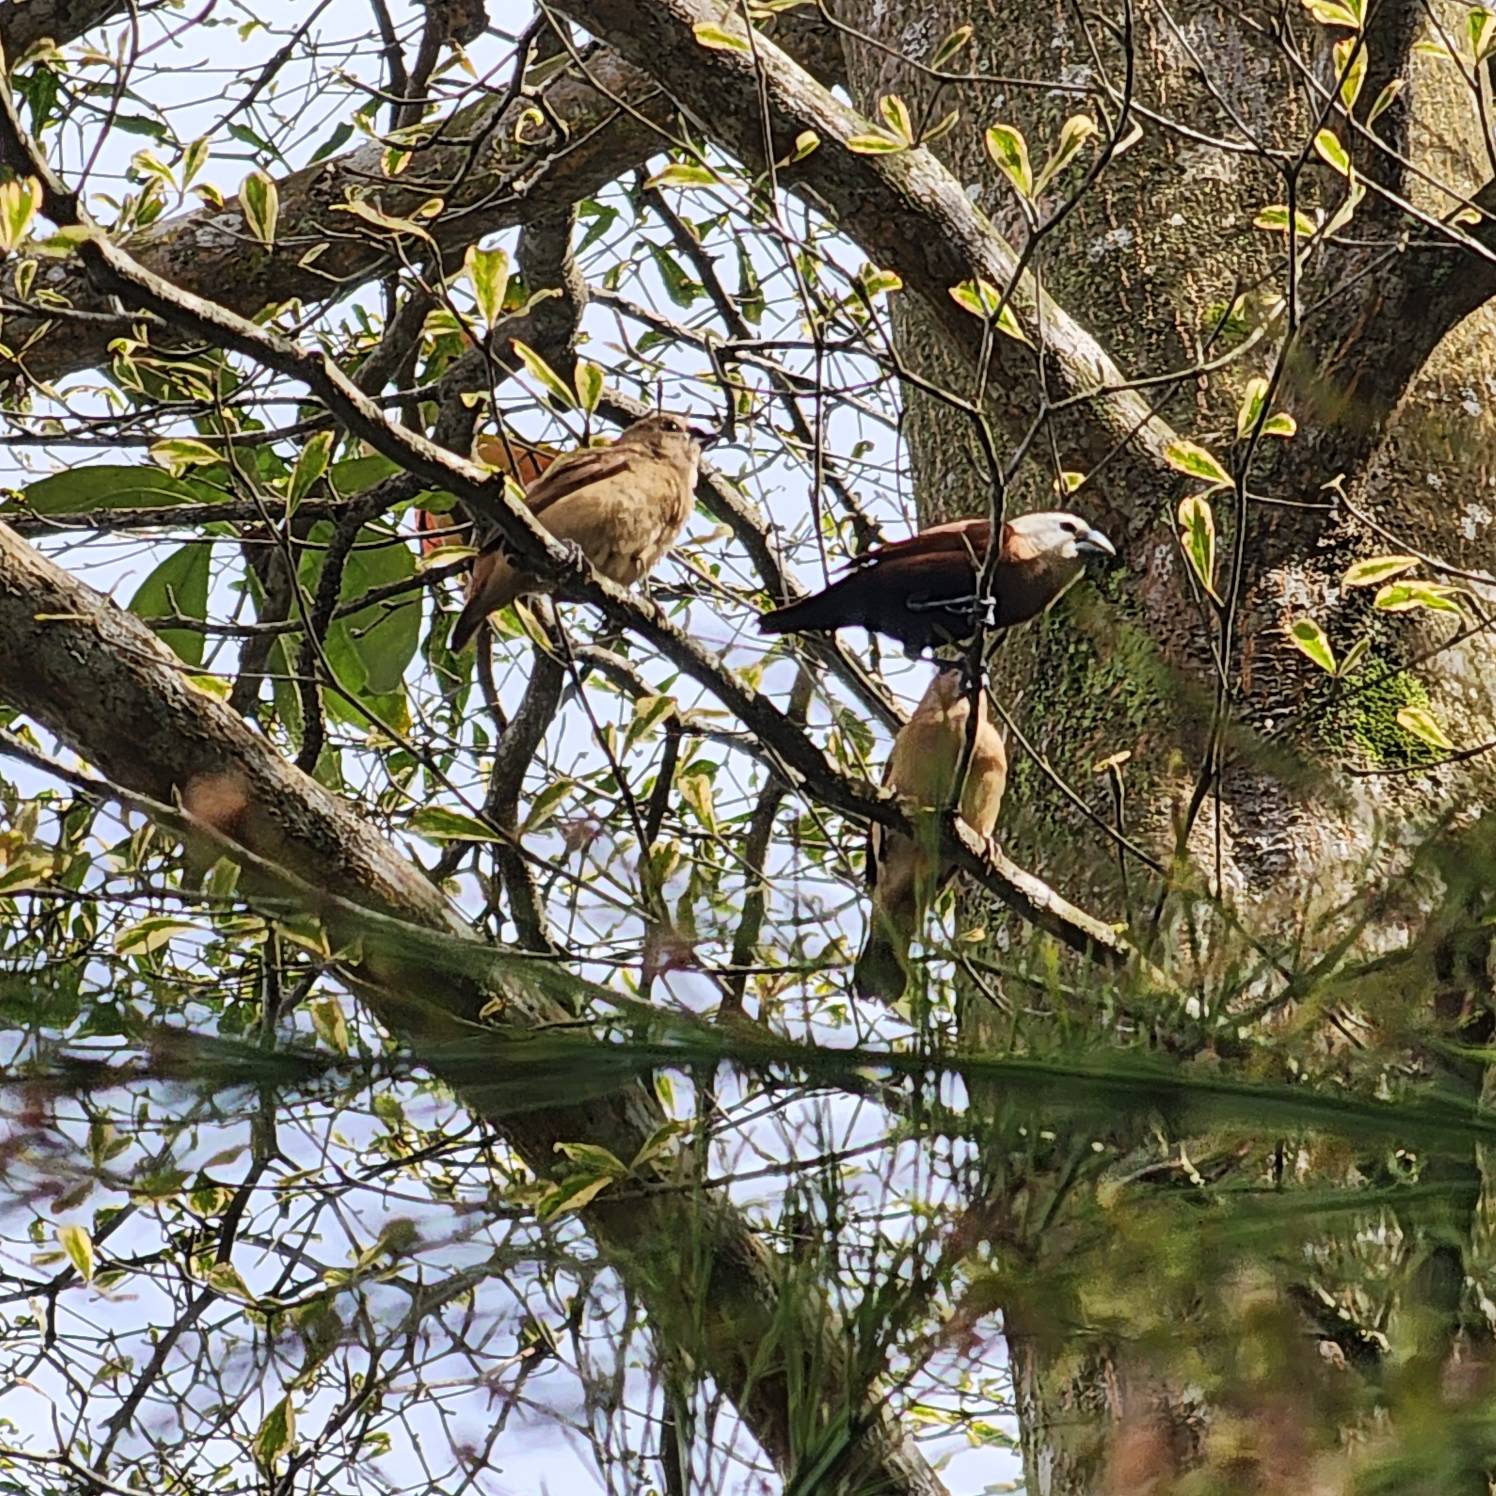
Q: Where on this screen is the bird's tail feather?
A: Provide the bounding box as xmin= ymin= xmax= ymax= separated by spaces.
xmin=854 ymin=921 xmax=911 ymax=1003
xmin=758 ymin=579 xmax=851 ymax=636
xmin=449 ymin=593 xmax=489 ymax=653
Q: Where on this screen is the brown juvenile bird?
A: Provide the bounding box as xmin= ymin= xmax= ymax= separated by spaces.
xmin=450 ymin=412 xmax=713 ymax=651
xmin=758 ymin=510 xmax=1115 ymax=657
xmin=855 ymin=668 xmax=1008 ymax=1004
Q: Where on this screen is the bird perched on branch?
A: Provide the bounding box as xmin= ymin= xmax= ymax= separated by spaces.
xmin=758 ymin=510 xmax=1115 ymax=657
xmin=855 ymin=669 xmax=1008 ymax=1003
xmin=450 ymin=412 xmax=714 ymax=652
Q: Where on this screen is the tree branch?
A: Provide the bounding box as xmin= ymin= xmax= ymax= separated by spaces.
xmin=0 ymin=519 xmax=951 ymax=1495
xmin=552 ymin=0 xmax=1182 ymax=534
xmin=1 ymin=43 xmax=671 ymax=386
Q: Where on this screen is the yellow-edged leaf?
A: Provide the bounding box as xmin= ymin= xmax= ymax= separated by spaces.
xmin=1289 ymin=616 xmax=1336 ymax=673
xmin=463 ymin=245 xmax=510 ymax=326
xmin=879 ymin=94 xmax=914 ymax=144
xmin=1163 ymin=439 xmax=1231 ymax=488
xmin=692 ymin=20 xmax=749 ymax=51
xmin=1033 ymin=114 xmax=1099 ymax=196
xmin=1314 ymin=129 xmax=1353 ymax=176
xmin=1396 ymin=705 xmax=1453 ymax=750
xmin=1333 ymin=37 xmax=1367 ymax=109
xmin=239 ymin=169 xmax=278 ymax=248
xmin=57 ymin=1223 xmax=94 ymax=1282
xmin=1176 ymin=495 xmax=1220 ymax=601
xmin=1373 ymin=579 xmax=1464 ymax=614
xmin=1342 ymin=555 xmax=1418 ymax=588
xmin=984 ymin=123 xmax=1033 ymax=198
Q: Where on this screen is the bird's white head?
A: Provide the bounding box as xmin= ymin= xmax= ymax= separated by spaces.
xmin=1007 ymin=510 xmax=1116 ymax=563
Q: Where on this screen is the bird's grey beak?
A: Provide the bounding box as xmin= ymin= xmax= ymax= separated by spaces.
xmin=689 ymin=425 xmax=722 ymax=448
xmin=1078 ymin=527 xmax=1116 ymax=559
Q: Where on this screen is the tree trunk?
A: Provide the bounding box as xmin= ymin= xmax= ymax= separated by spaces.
xmin=837 ymin=0 xmax=1496 ymax=1488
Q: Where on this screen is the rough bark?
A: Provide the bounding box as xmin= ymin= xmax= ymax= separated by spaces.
xmin=0 ymin=521 xmax=948 ymax=1494
xmin=0 ymin=0 xmax=124 ymax=55
xmin=828 ymin=0 xmax=1496 ymax=1489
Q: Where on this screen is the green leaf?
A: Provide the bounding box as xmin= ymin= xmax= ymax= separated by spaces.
xmin=1236 ymin=377 xmax=1268 ymax=439
xmin=323 ymin=526 xmax=421 ymax=697
xmin=408 ymin=806 xmax=499 ymax=843
xmin=737 ymin=240 xmax=765 ymax=323
xmin=11 ymin=465 xmax=208 ymax=515
xmin=1471 ymin=7 xmax=1496 ymax=60
xmin=575 ymin=360 xmax=604 ymax=414
xmin=879 ymin=94 xmax=914 ymax=144
xmin=1302 ymin=0 xmax=1362 ymax=26
xmin=1314 ymin=129 xmax=1353 ymax=177
xmin=308 ymin=120 xmax=355 ymax=163
xmin=554 ymin=1141 xmax=628 ymax=1177
xmin=1261 ymin=412 xmax=1297 ymax=437
xmin=239 ymin=168 xmax=279 ymax=248
xmin=0 ymin=176 xmax=41 ymax=253
xmin=948 ymin=279 xmax=1031 ymax=343
xmin=57 ymin=1223 xmax=94 ymax=1282
xmin=1366 ymin=78 xmax=1404 ymax=126
xmin=253 ymin=1396 xmax=296 ymax=1472
xmin=1163 ymin=440 xmax=1231 ymax=488
xmin=646 ymin=162 xmax=719 ymax=189
xmin=1373 ymin=579 xmax=1464 ymax=614
xmin=227 ymin=121 xmax=274 ymax=153
xmin=692 ymin=20 xmax=749 ymax=51
xmin=846 ymin=131 xmax=907 ymax=154
xmin=114 ymin=915 xmax=197 ymax=956
xmin=984 ymin=123 xmax=1033 ymax=198
xmin=129 ymin=542 xmax=211 ymax=666
xmin=510 ymin=340 xmax=575 ymax=407
xmin=1176 ymin=495 xmax=1220 ymax=602
xmin=1396 ymin=705 xmax=1453 ymax=750
xmin=1254 ymin=204 xmax=1320 ymax=237
xmin=329 ymin=454 xmax=402 ymax=497
xmin=1288 ymin=617 xmax=1337 ymax=673
xmin=1341 ymin=554 xmax=1418 ymax=588
xmin=930 ymin=23 xmax=974 ymax=67
xmin=645 ymin=241 xmax=702 ymax=308
xmin=1033 ymin=114 xmax=1099 ymax=196
xmin=462 ymin=245 xmax=510 ymax=327
xmin=1333 ymin=38 xmax=1366 ymax=109
xmin=150 ymin=437 xmax=222 ymax=474
xmin=287 ymin=430 xmax=334 ymax=513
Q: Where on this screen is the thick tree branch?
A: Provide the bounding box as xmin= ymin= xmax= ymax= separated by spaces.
xmin=0 ymin=519 xmax=949 ymax=1495
xmin=0 ymin=0 xmax=128 ymax=54
xmin=1 ymin=44 xmax=671 ymax=387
